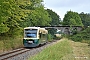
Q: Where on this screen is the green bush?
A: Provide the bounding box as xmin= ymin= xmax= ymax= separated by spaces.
xmin=70 ymin=34 xmax=83 ymax=42
xmin=0 ymin=36 xmax=23 ymax=53
xmin=69 ymin=27 xmax=90 ymax=44
xmin=47 ymin=34 xmax=53 ymax=41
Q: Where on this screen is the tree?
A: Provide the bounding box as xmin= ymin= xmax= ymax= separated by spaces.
xmin=69 ymin=18 xmax=77 ymax=25
xmin=79 ymin=12 xmax=90 ymax=26
xmin=20 ymin=0 xmax=51 ymax=27
xmin=0 ymin=0 xmax=10 ymax=33
xmin=63 ymin=11 xmax=83 ymax=26
xmin=0 ymin=0 xmax=31 ymax=36
xmin=46 ymin=9 xmax=61 ymax=26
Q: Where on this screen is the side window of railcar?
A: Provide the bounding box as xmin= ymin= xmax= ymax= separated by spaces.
xmin=40 ymin=33 xmax=47 ymax=40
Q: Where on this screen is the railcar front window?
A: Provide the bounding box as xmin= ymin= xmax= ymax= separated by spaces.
xmin=25 ymin=29 xmax=37 ymax=38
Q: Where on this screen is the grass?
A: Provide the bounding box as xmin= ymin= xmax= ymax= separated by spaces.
xmin=29 ymin=38 xmax=73 ymax=60
xmin=69 ymin=40 xmax=90 ymax=60
xmin=29 ymin=38 xmax=90 ymax=60
xmin=0 ymin=36 xmax=23 ymax=53
xmin=81 ymin=40 xmax=90 ymax=45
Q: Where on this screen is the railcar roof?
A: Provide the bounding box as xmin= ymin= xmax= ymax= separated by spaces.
xmin=24 ymin=27 xmax=40 ymax=29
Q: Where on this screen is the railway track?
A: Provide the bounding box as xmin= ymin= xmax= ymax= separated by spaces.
xmin=0 ymin=40 xmax=59 ymax=60
xmin=0 ymin=48 xmax=31 ymax=60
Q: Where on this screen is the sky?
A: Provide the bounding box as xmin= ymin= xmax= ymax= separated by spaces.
xmin=43 ymin=0 xmax=90 ymax=20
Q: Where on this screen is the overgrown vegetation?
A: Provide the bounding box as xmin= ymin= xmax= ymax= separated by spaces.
xmin=69 ymin=27 xmax=90 ymax=44
xmin=46 ymin=9 xmax=61 ymax=26
xmin=63 ymin=11 xmax=83 ymax=26
xmin=29 ymin=39 xmax=73 ymax=60
xmin=62 ymin=11 xmax=90 ymax=45
xmin=0 ymin=36 xmax=23 ymax=53
xmin=0 ymin=0 xmax=90 ymax=54
xmin=47 ymin=34 xmax=53 ymax=41
xmin=29 ymin=38 xmax=90 ymax=60
xmin=0 ymin=0 xmax=61 ymax=52
xmin=79 ymin=12 xmax=90 ymax=26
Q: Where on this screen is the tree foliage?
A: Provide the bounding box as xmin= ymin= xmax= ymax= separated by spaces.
xmin=70 ymin=27 xmax=90 ymax=42
xmin=63 ymin=11 xmax=83 ymax=26
xmin=79 ymin=12 xmax=90 ymax=26
xmin=0 ymin=0 xmax=10 ymax=33
xmin=46 ymin=9 xmax=61 ymax=26
xmin=0 ymin=0 xmax=52 ymax=36
xmin=23 ymin=6 xmax=51 ymax=27
xmin=0 ymin=0 xmax=30 ymax=36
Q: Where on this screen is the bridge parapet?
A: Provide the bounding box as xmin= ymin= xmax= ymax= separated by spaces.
xmin=39 ymin=26 xmax=83 ymax=35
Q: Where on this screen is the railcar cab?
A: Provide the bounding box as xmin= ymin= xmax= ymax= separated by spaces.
xmin=23 ymin=27 xmax=48 ymax=47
